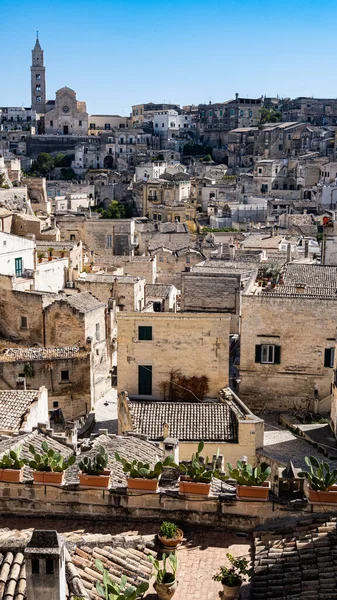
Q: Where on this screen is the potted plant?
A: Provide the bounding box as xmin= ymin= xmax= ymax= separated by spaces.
xmin=179 ymin=441 xmax=227 ymax=496
xmin=299 ymin=455 xmax=337 ymax=503
xmin=0 ymin=447 xmax=26 ymax=483
xmin=148 ymin=552 xmax=178 ymax=600
xmin=37 ymin=252 xmax=45 ymax=263
xmin=227 ymin=460 xmax=271 ymax=500
xmin=28 ymin=441 xmax=76 ymax=485
xmin=78 ymin=445 xmax=111 ymax=488
xmin=47 ymin=247 xmax=54 ymax=261
xmin=115 ymin=451 xmax=176 ymax=492
xmin=95 ymin=559 xmax=149 ymax=599
xmin=158 ymin=521 xmax=183 ymax=549
xmin=212 ymin=553 xmax=251 ymax=599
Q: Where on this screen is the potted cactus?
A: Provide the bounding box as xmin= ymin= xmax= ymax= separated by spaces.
xmin=78 ymin=445 xmax=110 ymax=488
xmin=95 ymin=559 xmax=149 ymax=600
xmin=28 ymin=441 xmax=76 ymax=485
xmin=179 ymin=441 xmax=227 ymax=496
xmin=212 ymin=554 xmax=251 ymax=599
xmin=114 ymin=451 xmax=176 ymax=492
xmin=158 ymin=521 xmax=183 ymax=549
xmin=299 ymin=455 xmax=337 ymax=503
xmin=148 ymin=552 xmax=178 ymax=600
xmin=0 ymin=447 xmax=26 ymax=483
xmin=227 ymin=460 xmax=271 ymax=500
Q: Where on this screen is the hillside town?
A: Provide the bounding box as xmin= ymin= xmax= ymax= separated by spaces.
xmin=2 ymin=35 xmax=337 ymax=600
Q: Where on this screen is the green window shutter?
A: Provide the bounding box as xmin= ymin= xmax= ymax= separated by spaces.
xmin=138 ymin=365 xmax=152 ymax=395
xmin=324 ymin=348 xmax=331 ymax=368
xmin=274 ymin=346 xmax=281 ymax=364
xmin=138 ymin=326 xmax=152 ymax=341
xmin=255 ymin=345 xmax=262 ymax=363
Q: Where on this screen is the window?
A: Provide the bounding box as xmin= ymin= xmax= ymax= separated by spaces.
xmin=20 ymin=316 xmax=27 ymax=330
xmin=186 ymin=255 xmax=190 ymax=264
xmin=36 ymin=85 xmax=41 ymax=92
xmin=15 ymin=257 xmax=23 ymax=277
xmin=138 ymin=326 xmax=152 ymax=341
xmin=106 ymin=235 xmax=112 ymax=248
xmin=53 ymin=401 xmax=59 ymax=408
xmin=258 ymin=168 xmax=262 ymax=174
xmin=162 ymin=123 xmax=165 ymax=127
xmin=46 ymin=559 xmax=54 ymax=575
xmin=159 ymin=256 xmax=164 ymax=262
xmin=95 ymin=323 xmax=100 ymax=341
xmin=79 ymin=120 xmax=82 ymax=127
xmin=255 ymin=344 xmax=281 ymax=364
xmin=36 ymin=74 xmax=41 ymax=80
xmin=230 ymin=109 xmax=235 ymax=116
xmin=50 ymin=121 xmax=53 ymax=127
xmin=32 ymin=559 xmax=39 ymax=574
xmin=138 ymin=365 xmax=152 ymax=395
xmin=201 ymin=111 xmax=205 ymax=117
xmin=220 ymin=110 xmax=223 ymax=117
xmin=61 ymin=370 xmax=69 ymax=382
xmin=36 ymin=96 xmax=41 ymax=103
xmin=325 ymin=348 xmax=335 ymax=368
xmin=157 ymin=214 xmax=162 ymax=221
xmin=240 ymin=110 xmax=244 ymax=116
xmin=155 ymin=123 xmax=159 ymax=128
xmin=70 ymin=234 xmax=75 ymax=241
xmin=105 ymin=123 xmax=111 ymax=130
xmin=153 ymin=213 xmax=157 ymax=220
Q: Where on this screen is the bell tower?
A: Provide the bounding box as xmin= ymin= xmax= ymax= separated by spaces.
xmin=31 ymin=33 xmax=46 ymax=113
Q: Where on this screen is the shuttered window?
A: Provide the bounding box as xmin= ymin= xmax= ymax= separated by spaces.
xmin=255 ymin=344 xmax=281 ymax=365
xmin=138 ymin=365 xmax=152 ymax=395
xmin=324 ymin=348 xmax=335 ymax=368
xmin=138 ymin=326 xmax=152 ymax=341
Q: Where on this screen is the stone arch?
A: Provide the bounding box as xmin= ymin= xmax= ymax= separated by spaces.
xmin=103 ymin=155 xmax=114 ymax=169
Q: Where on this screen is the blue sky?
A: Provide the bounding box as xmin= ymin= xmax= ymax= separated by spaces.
xmin=1 ymin=0 xmax=337 ymax=115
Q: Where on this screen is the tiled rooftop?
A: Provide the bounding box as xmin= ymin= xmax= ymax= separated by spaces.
xmin=265 ymin=263 xmax=337 ymax=298
xmin=128 ymin=400 xmax=239 ymax=442
xmin=0 ymin=346 xmax=86 ymax=362
xmin=241 ymin=235 xmax=284 ymax=249
xmin=145 ymin=284 xmax=173 ymax=298
xmin=60 ymin=292 xmax=105 ymax=313
xmin=0 ymin=391 xmax=38 ymax=433
xmin=252 ymin=516 xmax=337 ymax=600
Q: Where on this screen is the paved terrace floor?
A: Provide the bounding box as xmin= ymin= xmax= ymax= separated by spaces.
xmin=0 ymin=517 xmax=252 ymax=599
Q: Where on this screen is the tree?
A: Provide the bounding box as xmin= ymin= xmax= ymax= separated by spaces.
xmin=102 ymin=201 xmax=126 ymax=219
xmin=31 ymin=152 xmax=54 ymax=176
xmin=183 ymin=142 xmax=213 ymax=157
xmin=54 ymin=153 xmax=72 ymax=167
xmin=258 ymin=108 xmax=282 ymax=125
xmin=60 ymin=167 xmax=76 ymax=180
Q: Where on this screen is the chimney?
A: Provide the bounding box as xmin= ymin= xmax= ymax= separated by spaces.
xmin=304 ymin=239 xmax=309 ymax=258
xmin=163 ymin=436 xmax=179 ymax=464
xmin=24 ymin=530 xmax=66 ymax=600
xmin=235 ymin=93 xmax=239 ymax=100
xmin=286 ymin=243 xmax=291 ymax=263
xmin=162 ymin=422 xmax=169 ymax=439
xmin=295 ymin=282 xmax=306 ymax=294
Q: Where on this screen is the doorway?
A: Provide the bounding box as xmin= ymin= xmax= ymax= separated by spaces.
xmin=63 ymin=125 xmax=69 ymax=135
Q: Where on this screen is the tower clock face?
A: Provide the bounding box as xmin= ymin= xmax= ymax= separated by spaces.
xmin=62 ymin=106 xmax=70 ymax=114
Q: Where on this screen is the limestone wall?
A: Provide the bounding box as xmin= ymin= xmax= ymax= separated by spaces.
xmin=117 ymin=312 xmax=230 ymax=398
xmin=240 ymin=293 xmax=337 ymax=410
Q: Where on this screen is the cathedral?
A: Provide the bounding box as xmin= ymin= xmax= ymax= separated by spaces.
xmin=31 ymin=35 xmax=88 ymax=135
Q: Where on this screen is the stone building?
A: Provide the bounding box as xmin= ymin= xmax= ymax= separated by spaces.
xmin=149 ymin=244 xmax=205 ymax=288
xmin=55 ymin=213 xmax=136 ymax=257
xmin=0 ymin=347 xmax=92 ymax=419
xmin=240 ymin=263 xmax=337 ymax=411
xmin=118 ymin=388 xmax=264 ymax=465
xmin=131 ymin=102 xmax=181 ymax=126
xmin=0 ymin=387 xmax=48 ymax=435
xmin=75 ymin=273 xmax=146 ymax=312
xmin=117 ymin=312 xmax=230 ymax=399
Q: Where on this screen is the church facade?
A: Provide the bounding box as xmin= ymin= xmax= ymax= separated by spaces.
xmin=31 ymin=36 xmax=88 ymax=135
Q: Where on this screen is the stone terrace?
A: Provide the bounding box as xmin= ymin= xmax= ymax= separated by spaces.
xmin=0 ymin=518 xmax=252 ymax=600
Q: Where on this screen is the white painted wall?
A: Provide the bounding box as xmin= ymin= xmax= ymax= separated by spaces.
xmin=0 ymin=232 xmax=35 ymax=276
xmin=34 ymin=258 xmax=68 ymax=292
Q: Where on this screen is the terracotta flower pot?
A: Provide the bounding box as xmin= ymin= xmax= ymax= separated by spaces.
xmin=79 ymin=470 xmax=110 ymax=488
xmin=221 ymin=582 xmax=241 ymax=599
xmin=33 ymin=471 xmax=64 ymax=485
xmin=154 ymin=578 xmax=177 ymax=600
xmin=127 ymin=477 xmax=159 ymax=491
xmin=158 ymin=528 xmax=183 ymax=548
xmin=179 ymin=477 xmax=211 ymax=496
xmin=236 ymin=481 xmax=270 ymax=501
xmin=309 ymin=489 xmax=337 ymax=503
xmin=0 ymin=468 xmax=23 ymax=483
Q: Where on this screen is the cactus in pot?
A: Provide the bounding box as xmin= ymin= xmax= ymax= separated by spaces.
xmin=114 ymin=451 xmax=177 ymax=491
xmin=28 ymin=441 xmax=75 ymax=485
xmin=78 ymin=445 xmax=110 ymax=488
xmin=227 ymin=460 xmax=271 ymax=500
xmin=0 ymin=446 xmax=26 ymax=483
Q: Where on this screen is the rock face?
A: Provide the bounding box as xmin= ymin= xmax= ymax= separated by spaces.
xmin=0 ymin=187 xmax=33 ymax=214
